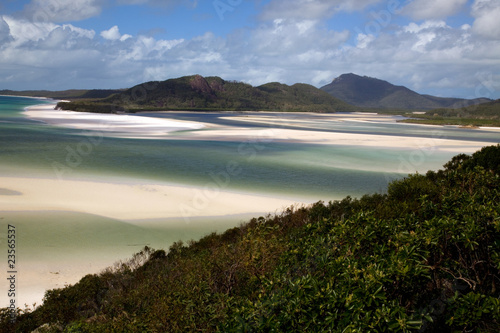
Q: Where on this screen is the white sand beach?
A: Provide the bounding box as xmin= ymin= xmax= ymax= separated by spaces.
xmin=24 ymin=104 xmax=206 ymax=138
xmin=4 ymin=103 xmax=497 ymax=308
xmin=0 ymin=174 xmax=301 ymax=308
xmin=24 ymin=104 xmax=496 ymax=153
xmin=0 ymin=176 xmax=298 ymax=222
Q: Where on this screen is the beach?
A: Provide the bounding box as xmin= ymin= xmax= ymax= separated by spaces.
xmin=24 ymin=104 xmax=496 ymax=152
xmin=2 ymin=103 xmax=498 ymax=308
xmin=0 ymin=175 xmax=298 ymax=308
xmin=0 ymin=176 xmax=299 ymax=222
xmin=24 ymin=104 xmax=206 ymax=139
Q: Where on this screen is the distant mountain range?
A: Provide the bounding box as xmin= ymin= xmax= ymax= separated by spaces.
xmin=320 ymin=73 xmax=491 ymax=110
xmin=2 ymin=73 xmax=494 ymax=113
xmin=56 ymin=75 xmax=354 ymax=113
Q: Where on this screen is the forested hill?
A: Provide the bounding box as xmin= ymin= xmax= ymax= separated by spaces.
xmin=2 ymin=145 xmax=499 ymax=332
xmin=56 ymin=75 xmax=355 ymax=113
xmin=400 ymin=98 xmax=500 ymax=127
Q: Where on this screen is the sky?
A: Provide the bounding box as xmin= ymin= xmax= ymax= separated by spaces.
xmin=0 ymin=0 xmax=499 ymax=99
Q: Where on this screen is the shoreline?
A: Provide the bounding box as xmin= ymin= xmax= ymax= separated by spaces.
xmin=24 ymin=104 xmax=207 ymax=137
xmin=0 ymin=94 xmax=51 ymax=100
xmin=23 ymin=104 xmax=496 ymax=151
xmin=5 ymin=103 xmax=498 ymax=308
xmin=0 ymin=174 xmax=304 ymax=308
xmin=0 ymin=176 xmax=301 ymax=221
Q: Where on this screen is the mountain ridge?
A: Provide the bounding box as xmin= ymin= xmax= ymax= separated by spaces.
xmin=320 ymin=73 xmax=491 ymax=110
xmin=56 ymin=75 xmax=355 ymax=113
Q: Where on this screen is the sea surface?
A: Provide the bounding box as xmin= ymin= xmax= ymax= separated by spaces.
xmin=3 ymin=97 xmax=498 ymax=201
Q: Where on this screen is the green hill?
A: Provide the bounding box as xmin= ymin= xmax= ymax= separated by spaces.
xmin=427 ymin=99 xmax=500 ymax=119
xmin=2 ymin=145 xmax=499 ymax=332
xmin=401 ymin=99 xmax=500 ymax=127
xmin=55 ymin=75 xmax=354 ymax=113
xmin=320 ymin=73 xmax=490 ymax=110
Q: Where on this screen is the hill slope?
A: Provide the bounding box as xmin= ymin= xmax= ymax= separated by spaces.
xmin=428 ymin=98 xmax=500 ymax=118
xmin=2 ymin=145 xmax=499 ymax=332
xmin=320 ymin=73 xmax=490 ymax=110
xmin=400 ymin=98 xmax=500 ymax=126
xmin=56 ymin=75 xmax=354 ymax=113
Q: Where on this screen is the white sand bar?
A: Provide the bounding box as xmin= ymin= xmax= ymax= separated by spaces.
xmin=185 ymin=127 xmax=493 ymax=153
xmin=0 ymin=175 xmax=300 ymax=308
xmin=24 ymin=105 xmax=497 ymax=152
xmin=0 ymin=177 xmax=298 ymax=222
xmin=24 ymin=104 xmax=206 ymax=138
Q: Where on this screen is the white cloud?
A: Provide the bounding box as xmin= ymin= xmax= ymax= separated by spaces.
xmin=402 ymin=0 xmax=468 ymax=20
xmin=404 ymin=20 xmax=448 ymax=33
xmin=101 ymin=26 xmax=121 ymax=41
xmin=471 ymin=0 xmax=500 ymax=39
xmin=22 ymin=0 xmax=104 ymax=23
xmin=0 ymin=1 xmax=499 ymax=100
xmin=2 ymin=16 xmax=95 ymax=47
xmin=356 ymin=33 xmax=375 ymax=48
xmin=245 ymin=19 xmax=349 ymax=59
xmin=100 ymin=25 xmax=131 ymax=41
xmin=341 ymin=21 xmax=500 ymax=98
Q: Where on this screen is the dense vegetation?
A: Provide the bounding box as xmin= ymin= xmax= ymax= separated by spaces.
xmin=402 ymin=99 xmax=500 ymax=127
xmin=1 ymin=145 xmax=499 ymax=332
xmin=320 ymin=73 xmax=490 ymax=110
xmin=55 ymin=75 xmax=354 ymax=113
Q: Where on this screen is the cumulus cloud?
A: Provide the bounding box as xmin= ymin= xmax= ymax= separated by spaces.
xmin=246 ymin=19 xmax=348 ymax=58
xmin=100 ymin=26 xmax=132 ymax=41
xmin=401 ymin=0 xmax=468 ymax=20
xmin=21 ymin=0 xmax=104 ymax=23
xmin=471 ymin=0 xmax=500 ymax=39
xmin=2 ymin=16 xmax=95 ymax=47
xmin=345 ymin=19 xmax=500 ymax=97
xmin=0 ymin=16 xmax=182 ymax=89
xmin=0 ymin=0 xmax=499 ymax=99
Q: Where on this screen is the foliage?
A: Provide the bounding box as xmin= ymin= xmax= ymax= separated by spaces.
xmin=399 ymin=99 xmax=500 ymax=127
xmin=1 ymin=145 xmax=499 ymax=333
xmin=56 ymin=75 xmax=355 ymax=113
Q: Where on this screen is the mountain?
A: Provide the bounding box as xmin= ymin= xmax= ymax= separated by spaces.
xmin=56 ymin=75 xmax=354 ymax=113
xmin=320 ymin=73 xmax=491 ymax=110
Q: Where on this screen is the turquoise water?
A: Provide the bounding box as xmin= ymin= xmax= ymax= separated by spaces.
xmin=1 ymin=96 xmax=498 ymax=200
xmin=1 ymin=96 xmax=498 ymax=305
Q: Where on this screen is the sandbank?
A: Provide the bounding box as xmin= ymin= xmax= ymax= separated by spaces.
xmin=186 ymin=127 xmax=493 ymax=153
xmin=0 ymin=175 xmax=301 ymax=308
xmin=23 ymin=105 xmax=495 ymax=153
xmin=24 ymin=104 xmax=206 ymax=137
xmin=0 ymin=176 xmax=298 ymax=222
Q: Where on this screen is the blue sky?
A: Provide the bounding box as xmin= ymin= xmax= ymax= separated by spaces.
xmin=0 ymin=0 xmax=499 ymax=99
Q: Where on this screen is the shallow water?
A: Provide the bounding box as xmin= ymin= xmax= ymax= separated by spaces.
xmin=2 ymin=95 xmax=499 ymax=212
xmin=3 ymin=98 xmax=491 ymax=200
xmin=1 ymin=96 xmax=498 ymax=306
